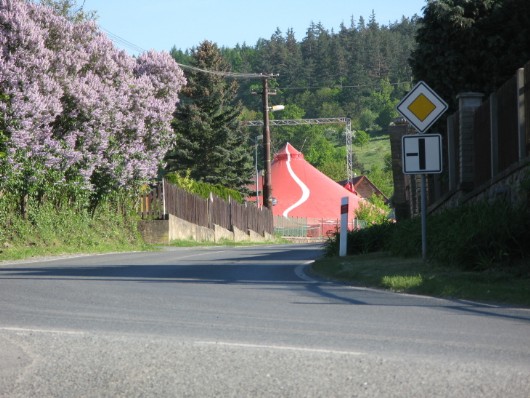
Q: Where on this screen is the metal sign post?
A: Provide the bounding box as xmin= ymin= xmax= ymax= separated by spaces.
xmin=397 ymin=81 xmax=448 ymax=261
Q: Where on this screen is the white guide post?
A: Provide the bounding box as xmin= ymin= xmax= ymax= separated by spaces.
xmin=339 ymin=197 xmax=348 ymax=257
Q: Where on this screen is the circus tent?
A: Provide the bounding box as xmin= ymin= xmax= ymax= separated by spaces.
xmin=253 ymin=143 xmax=365 ymax=227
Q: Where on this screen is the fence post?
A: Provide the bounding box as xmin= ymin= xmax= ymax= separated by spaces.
xmin=457 ymin=92 xmax=484 ymax=192
xmin=517 ymin=68 xmax=526 ymax=161
xmin=490 ymin=92 xmax=499 ymax=178
xmin=447 ymin=113 xmax=457 ymax=191
xmin=162 ymin=179 xmax=166 ymax=219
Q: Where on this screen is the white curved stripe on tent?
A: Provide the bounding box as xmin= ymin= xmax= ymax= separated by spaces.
xmin=282 ymin=144 xmax=310 ymax=217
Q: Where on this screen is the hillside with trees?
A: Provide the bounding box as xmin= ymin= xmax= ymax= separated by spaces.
xmin=172 ymin=13 xmax=419 ymax=196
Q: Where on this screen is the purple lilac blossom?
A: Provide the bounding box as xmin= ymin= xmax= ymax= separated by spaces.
xmin=0 ymin=0 xmax=186 ymax=193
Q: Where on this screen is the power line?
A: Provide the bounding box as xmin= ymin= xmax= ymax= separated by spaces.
xmin=100 ymin=25 xmax=265 ymax=80
xmin=280 ymin=81 xmax=412 ymax=91
xmin=176 ymin=63 xmax=265 ymax=79
xmin=101 ymin=27 xmax=147 ymax=55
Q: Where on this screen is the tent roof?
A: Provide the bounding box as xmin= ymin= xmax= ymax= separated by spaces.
xmin=269 ymin=143 xmax=364 ymax=221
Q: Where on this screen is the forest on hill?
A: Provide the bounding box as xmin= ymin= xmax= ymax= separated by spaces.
xmin=171 ymin=13 xmax=419 ymax=195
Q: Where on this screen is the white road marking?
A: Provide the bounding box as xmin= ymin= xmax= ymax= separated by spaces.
xmin=0 ymin=327 xmax=85 ymax=335
xmin=195 ymin=340 xmax=363 ymax=356
xmin=294 ymin=261 xmax=319 ymax=283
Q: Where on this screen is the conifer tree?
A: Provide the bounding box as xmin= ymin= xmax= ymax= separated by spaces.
xmin=166 ymin=41 xmax=253 ymax=192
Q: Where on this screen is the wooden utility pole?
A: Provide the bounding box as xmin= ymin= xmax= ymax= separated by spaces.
xmin=261 ymin=76 xmax=273 ymax=209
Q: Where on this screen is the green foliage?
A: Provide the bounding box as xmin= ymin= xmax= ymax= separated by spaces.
xmin=358 ymin=109 xmax=378 ymax=130
xmin=355 ymin=194 xmax=391 ymax=225
xmin=304 ymin=135 xmax=342 ymax=167
xmin=410 ymin=0 xmax=530 ymax=110
xmin=312 ymin=253 xmax=530 ymax=307
xmin=39 ymin=0 xmax=97 ymax=22
xmin=390 ymin=200 xmax=530 ymax=271
xmin=325 ymin=199 xmax=530 ymax=273
xmin=0 ymin=190 xmax=144 ymax=260
xmin=366 ymin=164 xmax=394 ymax=199
xmin=178 ymin=14 xmax=417 ymax=197
xmin=427 ymin=201 xmax=530 ymax=270
xmin=167 ymin=41 xmax=253 ymax=192
xmin=325 ymin=222 xmax=395 ymax=257
xmin=165 ymin=171 xmax=244 ymax=203
xmin=317 ymin=160 xmax=348 ymax=182
xmin=353 ymin=130 xmax=370 ymax=148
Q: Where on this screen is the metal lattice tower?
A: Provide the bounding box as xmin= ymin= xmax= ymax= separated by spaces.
xmin=244 ymin=118 xmax=355 ymax=183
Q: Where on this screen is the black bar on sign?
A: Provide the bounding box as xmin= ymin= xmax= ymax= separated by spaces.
xmin=419 ymin=138 xmax=426 ymax=170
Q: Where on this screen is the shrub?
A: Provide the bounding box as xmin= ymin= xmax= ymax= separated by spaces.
xmin=325 ymin=221 xmax=395 ymax=256
xmin=165 ymin=171 xmax=244 ymax=203
xmin=326 ymin=198 xmax=530 ymax=273
xmin=425 ymin=200 xmax=530 ymax=270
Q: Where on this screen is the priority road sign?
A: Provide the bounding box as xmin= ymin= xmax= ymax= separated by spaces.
xmin=402 ymin=134 xmax=443 ymax=174
xmin=397 ymin=81 xmax=448 ymax=133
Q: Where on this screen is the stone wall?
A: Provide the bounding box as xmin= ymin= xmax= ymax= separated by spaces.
xmin=138 ymin=215 xmax=273 ymax=245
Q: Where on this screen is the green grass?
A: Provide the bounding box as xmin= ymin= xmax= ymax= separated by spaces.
xmin=0 ymin=236 xmax=288 ymax=262
xmin=355 ymin=133 xmax=390 ymax=172
xmin=0 ymin=201 xmax=152 ymax=262
xmin=311 ymin=252 xmax=530 ymax=307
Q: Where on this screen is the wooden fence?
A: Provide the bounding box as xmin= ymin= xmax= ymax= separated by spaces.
xmin=390 ymin=60 xmax=530 ymax=220
xmin=139 ymin=180 xmax=274 ymax=236
xmin=431 ymin=60 xmax=529 ymax=209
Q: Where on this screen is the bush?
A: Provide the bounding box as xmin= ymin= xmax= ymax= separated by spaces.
xmin=425 ymin=201 xmax=530 ymax=270
xmin=165 ymin=171 xmax=244 ymax=203
xmin=326 ymin=199 xmax=530 ymax=272
xmin=325 ymin=222 xmax=395 ymax=256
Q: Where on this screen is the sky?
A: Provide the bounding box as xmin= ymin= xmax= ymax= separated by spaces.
xmin=84 ymin=0 xmax=427 ymax=54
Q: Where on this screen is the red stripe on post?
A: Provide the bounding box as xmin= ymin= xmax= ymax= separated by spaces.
xmin=341 ymin=204 xmax=348 ymax=214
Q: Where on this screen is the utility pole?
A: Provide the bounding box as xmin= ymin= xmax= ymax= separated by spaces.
xmin=261 ymin=75 xmax=277 ymax=209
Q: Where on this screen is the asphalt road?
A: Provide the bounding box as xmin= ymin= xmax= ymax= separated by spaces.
xmin=0 ymin=243 xmax=529 ymax=397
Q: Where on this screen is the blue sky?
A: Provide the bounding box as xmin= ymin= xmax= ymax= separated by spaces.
xmin=85 ymin=0 xmax=427 ymax=54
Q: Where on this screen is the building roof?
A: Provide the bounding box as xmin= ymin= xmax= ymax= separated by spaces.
xmin=339 ymin=175 xmax=389 ymax=202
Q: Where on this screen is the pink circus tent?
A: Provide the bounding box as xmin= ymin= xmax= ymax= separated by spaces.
xmin=254 ymin=143 xmax=365 ymax=228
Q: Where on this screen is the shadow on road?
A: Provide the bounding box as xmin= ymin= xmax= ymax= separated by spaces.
xmin=1 ymin=245 xmax=529 ymax=322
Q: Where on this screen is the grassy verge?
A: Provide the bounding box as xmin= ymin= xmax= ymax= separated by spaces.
xmin=0 ymin=235 xmax=288 ymax=262
xmin=311 ymin=252 xmax=530 ymax=308
xmin=0 ymin=203 xmax=152 ymax=262
xmin=355 ymin=133 xmax=390 ymax=171
xmin=0 ymin=230 xmax=153 ymax=262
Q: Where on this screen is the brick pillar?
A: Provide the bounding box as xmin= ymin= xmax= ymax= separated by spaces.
xmin=457 ymin=92 xmax=484 ymax=192
xmin=516 ymin=68 xmax=526 ymax=160
xmin=388 ymin=121 xmax=415 ymax=221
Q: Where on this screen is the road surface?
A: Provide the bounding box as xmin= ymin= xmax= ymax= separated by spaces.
xmin=0 ymin=244 xmax=529 ymax=397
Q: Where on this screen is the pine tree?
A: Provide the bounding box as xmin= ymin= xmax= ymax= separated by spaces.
xmin=166 ymin=41 xmax=253 ymax=192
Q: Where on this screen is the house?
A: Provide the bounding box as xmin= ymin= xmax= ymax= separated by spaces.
xmin=340 ymin=175 xmax=389 ymax=203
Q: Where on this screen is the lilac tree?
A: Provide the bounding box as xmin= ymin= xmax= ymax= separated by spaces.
xmin=0 ymin=0 xmax=185 ymax=210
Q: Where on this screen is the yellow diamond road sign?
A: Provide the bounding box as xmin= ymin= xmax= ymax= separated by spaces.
xmin=397 ymin=81 xmax=448 ymax=133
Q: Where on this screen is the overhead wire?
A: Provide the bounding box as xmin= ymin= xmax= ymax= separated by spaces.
xmin=100 ymin=25 xmax=265 ymax=80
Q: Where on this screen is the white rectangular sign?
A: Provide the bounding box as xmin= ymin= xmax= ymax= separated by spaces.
xmin=402 ymin=134 xmax=443 ymax=174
